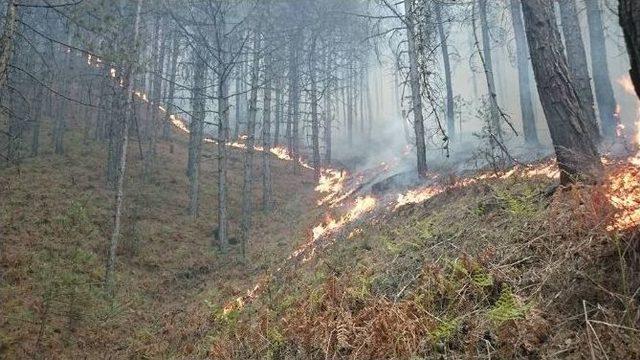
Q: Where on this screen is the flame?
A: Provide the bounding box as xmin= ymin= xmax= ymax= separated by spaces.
xmin=395 ymin=186 xmax=443 ymax=209
xmin=311 ymin=196 xmax=376 ymax=241
xmin=606 ymin=164 xmax=640 ymax=231
xmin=316 ymin=169 xmax=347 ymax=206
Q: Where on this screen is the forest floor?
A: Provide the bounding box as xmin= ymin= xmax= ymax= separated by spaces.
xmin=1 ymin=121 xmax=640 ymax=359
xmin=0 ymin=121 xmax=324 ymax=358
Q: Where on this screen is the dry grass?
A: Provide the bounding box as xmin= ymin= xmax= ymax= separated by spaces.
xmin=0 ymin=118 xmax=319 ymax=358
xmin=209 ymin=170 xmax=640 ymax=359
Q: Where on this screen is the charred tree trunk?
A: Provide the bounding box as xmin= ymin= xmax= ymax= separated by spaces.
xmin=558 ymin=0 xmax=600 ymax=141
xmin=509 ymin=0 xmax=539 ymax=145
xmin=619 ymin=0 xmax=640 ymax=98
xmin=521 ymin=0 xmax=603 ymax=185
xmin=404 ymin=0 xmax=428 ymax=176
xmin=585 ymin=0 xmax=617 ymax=138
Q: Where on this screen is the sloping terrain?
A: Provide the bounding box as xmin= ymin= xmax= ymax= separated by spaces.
xmin=0 ymin=119 xmax=321 ymax=358
xmin=207 ymin=162 xmax=640 ymax=359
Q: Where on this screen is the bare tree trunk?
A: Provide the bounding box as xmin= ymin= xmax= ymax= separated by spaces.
xmin=558 ymin=0 xmax=600 ymax=141
xmin=162 ymin=32 xmax=180 ymax=153
xmin=31 ymin=81 xmax=45 ymax=156
xmin=347 ymin=63 xmax=354 ymax=146
xmin=0 ymin=0 xmax=17 ymax=91
xmin=187 ymin=50 xmax=207 ymax=218
xmin=585 ymin=0 xmax=618 ymax=138
xmin=273 ymin=83 xmax=282 ymax=147
xmin=404 ymin=0 xmax=428 ymax=176
xmin=478 ymin=0 xmax=501 ymax=139
xmin=262 ymin=56 xmax=273 ymax=211
xmin=234 ymin=67 xmax=242 ymax=140
xmin=619 ymin=0 xmax=640 ymax=98
xmin=521 ymin=0 xmax=603 ymax=185
xmin=148 ymin=19 xmax=167 ymax=168
xmin=217 ymin=78 xmax=230 ymax=251
xmin=435 ymin=2 xmax=455 ymax=140
xmin=509 ymin=0 xmax=539 ymax=145
xmin=240 ymin=34 xmax=260 ymax=259
xmin=324 ymin=85 xmax=332 ymax=164
xmin=105 ymin=0 xmax=143 ymax=294
xmin=309 ymin=38 xmax=321 ymax=180
xmin=288 ymin=32 xmax=302 ymax=173
xmin=394 ymin=70 xmax=411 ymax=143
xmin=54 ymin=30 xmax=76 ymax=156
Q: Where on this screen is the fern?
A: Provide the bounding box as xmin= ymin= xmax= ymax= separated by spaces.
xmin=432 ymin=318 xmax=459 ymax=342
xmin=487 ymin=285 xmax=530 ymax=324
xmin=472 ymin=272 xmax=494 ymax=287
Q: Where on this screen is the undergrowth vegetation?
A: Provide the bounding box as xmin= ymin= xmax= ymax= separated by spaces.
xmin=210 ymin=177 xmax=640 ymax=359
xmin=0 ymin=125 xmax=319 ymax=358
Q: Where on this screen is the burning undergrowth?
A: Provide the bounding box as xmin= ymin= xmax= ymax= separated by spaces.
xmin=209 ymin=156 xmax=640 ymax=359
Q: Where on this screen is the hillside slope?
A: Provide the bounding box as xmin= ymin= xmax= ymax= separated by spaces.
xmin=208 ymin=163 xmax=640 ymax=359
xmin=0 ymin=121 xmax=322 ymax=358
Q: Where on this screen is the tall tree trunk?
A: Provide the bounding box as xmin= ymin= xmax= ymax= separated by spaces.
xmin=187 ymin=50 xmax=207 ymax=218
xmin=619 ymin=0 xmax=640 ymax=98
xmin=347 ymin=63 xmax=354 ymax=146
xmin=234 ymin=67 xmax=242 ymax=140
xmin=262 ymin=56 xmax=273 ymax=211
xmin=404 ymin=0 xmax=428 ymax=176
xmin=105 ymin=0 xmax=143 ymax=294
xmin=324 ymin=84 xmax=332 ymax=164
xmin=288 ymin=32 xmax=302 ymax=173
xmin=394 ymin=70 xmax=411 ymax=143
xmin=148 ymin=19 xmax=167 ymax=167
xmin=240 ymin=35 xmax=260 ymax=259
xmin=162 ymin=32 xmax=180 ymax=153
xmin=477 ymin=0 xmax=501 ymax=138
xmin=585 ymin=0 xmax=618 ymax=138
xmin=435 ymin=2 xmax=455 ymax=140
xmin=309 ymin=38 xmax=321 ymax=180
xmin=273 ymin=82 xmax=282 ymax=147
xmin=521 ymin=0 xmax=603 ymax=185
xmin=53 ymin=31 xmax=74 ymax=155
xmin=31 ymin=82 xmax=45 ymax=156
xmin=0 ymin=0 xmax=17 ymax=91
xmin=509 ymin=0 xmax=539 ymax=145
xmin=217 ymin=77 xmax=230 ymax=251
xmin=558 ymin=0 xmax=600 ymax=141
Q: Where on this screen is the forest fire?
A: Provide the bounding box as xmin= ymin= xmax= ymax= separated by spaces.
xmin=315 ymin=169 xmax=347 ymax=206
xmin=312 ymin=196 xmax=377 ymax=241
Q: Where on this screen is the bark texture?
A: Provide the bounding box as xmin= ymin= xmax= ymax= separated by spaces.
xmin=521 ymin=0 xmax=603 ymax=185
xmin=619 ymin=0 xmax=640 ymax=98
xmin=558 ymin=0 xmax=600 ymax=141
